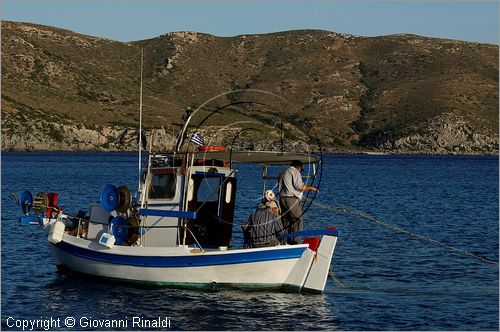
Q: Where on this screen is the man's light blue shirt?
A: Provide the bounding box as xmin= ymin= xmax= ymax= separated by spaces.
xmin=278 ymin=166 xmax=304 ymax=199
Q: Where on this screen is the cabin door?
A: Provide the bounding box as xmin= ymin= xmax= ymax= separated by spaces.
xmin=185 ymin=173 xmax=237 ymax=247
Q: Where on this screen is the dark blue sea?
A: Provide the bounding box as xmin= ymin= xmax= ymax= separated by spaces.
xmin=2 ymin=153 xmax=498 ymax=330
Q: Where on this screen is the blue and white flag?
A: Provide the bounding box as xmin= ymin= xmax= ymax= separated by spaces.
xmin=190 ymin=132 xmax=205 ymax=146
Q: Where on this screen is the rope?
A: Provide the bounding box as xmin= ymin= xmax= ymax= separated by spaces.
xmin=306 ymin=198 xmax=499 ymax=266
xmin=329 ymin=268 xmax=348 ymax=289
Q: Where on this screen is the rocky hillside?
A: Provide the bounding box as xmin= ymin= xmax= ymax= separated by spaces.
xmin=1 ymin=21 xmax=498 ymax=154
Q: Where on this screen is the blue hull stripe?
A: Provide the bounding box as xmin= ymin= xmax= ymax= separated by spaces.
xmin=54 ymin=242 xmax=305 ymax=268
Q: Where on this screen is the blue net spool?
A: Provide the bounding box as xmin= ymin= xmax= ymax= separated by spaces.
xmin=20 ymin=191 xmax=33 ymax=214
xmin=110 ymin=216 xmax=128 ymax=245
xmin=100 ymin=184 xmax=119 ymax=212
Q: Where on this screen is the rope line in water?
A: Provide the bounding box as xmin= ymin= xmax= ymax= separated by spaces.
xmin=307 ymin=198 xmax=498 ymax=266
xmin=328 ymin=269 xmax=348 ymax=289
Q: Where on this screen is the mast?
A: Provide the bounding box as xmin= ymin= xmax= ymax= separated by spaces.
xmin=174 ymin=107 xmax=194 ymax=152
xmin=138 ymin=48 xmax=144 ymax=193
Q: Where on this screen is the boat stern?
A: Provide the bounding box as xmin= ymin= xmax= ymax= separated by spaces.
xmin=282 ymin=228 xmax=340 ymax=292
xmin=301 ymin=234 xmax=338 ymax=292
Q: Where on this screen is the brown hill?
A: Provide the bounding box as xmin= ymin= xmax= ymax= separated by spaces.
xmin=1 ymin=21 xmax=498 ymax=154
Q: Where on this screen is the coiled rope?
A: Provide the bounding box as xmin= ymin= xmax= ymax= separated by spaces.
xmin=306 ymin=198 xmax=498 ymax=266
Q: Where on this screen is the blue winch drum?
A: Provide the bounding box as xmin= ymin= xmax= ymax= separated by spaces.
xmin=100 ymin=184 xmax=119 ymax=212
xmin=20 ymin=191 xmax=33 ymax=214
xmin=110 ymin=216 xmax=128 ymax=245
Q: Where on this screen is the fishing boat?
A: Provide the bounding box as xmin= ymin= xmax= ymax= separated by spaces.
xmin=16 ymin=119 xmax=340 ymax=293
xmin=16 ymin=146 xmax=340 ymax=292
xmin=15 ymin=56 xmax=340 ymax=291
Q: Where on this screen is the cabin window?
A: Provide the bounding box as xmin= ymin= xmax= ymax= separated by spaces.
xmin=149 ymin=174 xmax=177 ymax=199
xmin=196 ymin=177 xmax=221 ymax=202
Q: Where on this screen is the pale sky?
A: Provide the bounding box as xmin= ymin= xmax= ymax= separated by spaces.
xmin=1 ymin=0 xmax=499 ymax=44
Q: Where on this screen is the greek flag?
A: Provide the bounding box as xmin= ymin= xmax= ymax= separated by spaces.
xmin=190 ymin=132 xmax=205 ymax=146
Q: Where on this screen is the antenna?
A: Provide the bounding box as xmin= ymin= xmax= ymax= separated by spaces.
xmin=174 ymin=107 xmax=194 ymax=152
xmin=138 ymin=48 xmax=144 ymax=193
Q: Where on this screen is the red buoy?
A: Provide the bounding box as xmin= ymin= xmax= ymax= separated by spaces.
xmin=46 ymin=192 xmax=60 ymax=217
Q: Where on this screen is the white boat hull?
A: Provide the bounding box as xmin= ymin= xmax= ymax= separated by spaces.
xmin=50 ymin=234 xmax=338 ymax=292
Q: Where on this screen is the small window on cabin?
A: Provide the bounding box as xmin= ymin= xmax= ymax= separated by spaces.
xmin=149 ymin=174 xmax=177 ymax=199
xmin=196 ymin=177 xmax=221 ymax=203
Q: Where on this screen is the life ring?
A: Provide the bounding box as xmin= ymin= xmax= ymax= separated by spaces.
xmin=197 ymin=146 xmax=226 ymax=152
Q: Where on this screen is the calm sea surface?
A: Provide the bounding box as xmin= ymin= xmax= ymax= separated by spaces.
xmin=2 ymin=153 xmax=498 ymax=330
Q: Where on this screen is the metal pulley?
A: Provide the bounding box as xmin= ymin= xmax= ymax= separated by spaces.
xmin=117 ymin=186 xmax=132 ymax=213
xmin=125 ymin=216 xmax=140 ymax=245
xmin=33 ymin=192 xmax=49 ymax=215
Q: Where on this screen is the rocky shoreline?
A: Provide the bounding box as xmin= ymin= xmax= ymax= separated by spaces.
xmin=2 ymin=129 xmax=497 ymax=156
xmin=3 ymin=110 xmax=497 ymax=155
xmin=2 ymin=22 xmax=498 ymax=157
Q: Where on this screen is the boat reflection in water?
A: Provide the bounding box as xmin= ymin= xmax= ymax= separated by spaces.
xmin=43 ymin=272 xmax=337 ymax=330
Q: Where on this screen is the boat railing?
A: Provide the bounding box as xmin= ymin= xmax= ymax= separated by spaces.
xmin=185 ymin=227 xmax=204 ymax=252
xmin=46 ymin=213 xmax=205 ymax=249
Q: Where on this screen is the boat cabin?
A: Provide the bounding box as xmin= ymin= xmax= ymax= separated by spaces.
xmin=82 ymin=150 xmax=318 ymax=250
xmin=140 ymin=154 xmax=237 ymax=248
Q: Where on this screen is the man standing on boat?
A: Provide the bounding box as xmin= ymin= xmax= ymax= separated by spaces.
xmin=278 ymin=160 xmax=319 ymax=244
